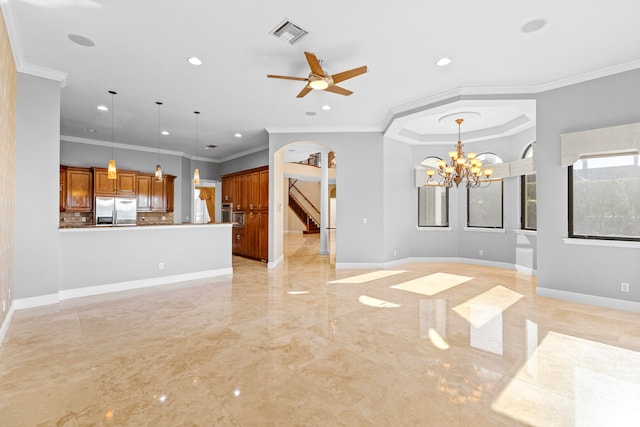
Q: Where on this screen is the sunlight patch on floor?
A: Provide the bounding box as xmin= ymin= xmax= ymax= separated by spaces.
xmin=358 ymin=295 xmax=401 ymax=308
xmin=329 ymin=270 xmax=407 ymax=284
xmin=492 ymin=331 xmax=640 ymax=427
xmin=390 ymin=272 xmax=473 ymax=296
xmin=453 ymin=286 xmax=523 ymax=328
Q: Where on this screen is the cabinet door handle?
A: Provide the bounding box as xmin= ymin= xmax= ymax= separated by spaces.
xmin=236 ymin=234 xmax=240 ymax=239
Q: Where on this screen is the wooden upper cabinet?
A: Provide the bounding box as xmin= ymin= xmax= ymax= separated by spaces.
xmin=165 ymin=176 xmax=175 ymax=213
xmin=93 ymin=168 xmax=117 ymax=196
xmin=117 ymin=171 xmax=137 ymax=196
xmin=137 ymin=174 xmax=173 ymax=212
xmin=136 ymin=175 xmax=152 ymax=211
xmin=259 ymin=169 xmax=269 ymax=210
xmin=221 ymin=176 xmax=233 ymax=202
xmin=65 ymin=167 xmax=93 ymax=212
xmin=248 ymin=172 xmax=259 ymax=210
xmin=92 ymin=168 xmax=136 ymax=197
xmin=151 ymin=177 xmax=166 ymax=211
xmin=60 ymin=166 xmax=67 ymax=212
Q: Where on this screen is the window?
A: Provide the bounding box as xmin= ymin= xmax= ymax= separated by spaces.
xmin=569 ymin=154 xmax=640 ymax=241
xmin=521 ymin=143 xmax=537 ymax=230
xmin=418 ymin=157 xmax=449 ymax=227
xmin=467 ymin=153 xmax=503 ymax=228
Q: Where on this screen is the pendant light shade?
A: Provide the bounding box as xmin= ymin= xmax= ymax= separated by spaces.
xmin=107 ymin=90 xmax=117 ymax=179
xmin=193 ymin=111 xmax=200 ymax=185
xmin=155 ymin=101 xmax=163 ymax=182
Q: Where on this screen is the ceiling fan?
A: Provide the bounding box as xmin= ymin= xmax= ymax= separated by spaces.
xmin=267 ymin=52 xmax=367 ymax=98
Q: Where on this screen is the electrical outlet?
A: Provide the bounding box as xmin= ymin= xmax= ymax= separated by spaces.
xmin=159 ymin=262 xmax=165 ymax=270
xmin=479 ymin=249 xmax=484 ymax=256
xmin=621 ymin=282 xmax=630 ymax=292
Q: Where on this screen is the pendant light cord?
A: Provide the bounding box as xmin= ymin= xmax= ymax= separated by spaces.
xmin=156 ymin=101 xmax=162 ymax=164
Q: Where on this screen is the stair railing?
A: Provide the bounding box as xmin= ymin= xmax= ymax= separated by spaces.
xmin=289 ymin=182 xmax=320 ymax=226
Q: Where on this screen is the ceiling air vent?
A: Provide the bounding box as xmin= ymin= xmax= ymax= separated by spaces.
xmin=270 ymin=19 xmax=308 ymax=44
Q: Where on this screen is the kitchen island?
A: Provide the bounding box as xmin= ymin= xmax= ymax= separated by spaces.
xmin=58 ymin=223 xmax=232 ymax=300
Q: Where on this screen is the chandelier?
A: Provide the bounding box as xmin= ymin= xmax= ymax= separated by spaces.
xmin=425 ymin=118 xmax=493 ymax=188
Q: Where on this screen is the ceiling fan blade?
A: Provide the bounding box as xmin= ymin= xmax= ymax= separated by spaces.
xmin=324 ymin=85 xmax=353 ymax=96
xmin=296 ymin=85 xmax=313 ymax=98
xmin=304 ymin=52 xmax=325 ymax=77
xmin=331 ymin=66 xmax=368 ymax=84
xmin=267 ymin=74 xmax=308 ymax=81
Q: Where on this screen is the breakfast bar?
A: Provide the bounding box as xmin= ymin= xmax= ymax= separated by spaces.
xmin=58 ymin=223 xmax=232 ymax=299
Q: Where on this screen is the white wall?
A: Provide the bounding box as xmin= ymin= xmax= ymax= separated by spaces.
xmin=14 ymin=73 xmax=60 ymax=299
xmin=269 ymin=132 xmax=385 ymax=265
xmin=536 ymin=69 xmax=640 ymax=303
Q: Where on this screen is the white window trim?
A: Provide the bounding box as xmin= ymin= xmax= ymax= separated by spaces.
xmin=563 ymin=238 xmax=640 ymax=249
xmin=416 ymin=226 xmax=453 ymax=232
xmin=514 ymin=229 xmax=537 ymax=236
xmin=464 ymin=227 xmax=506 ymax=233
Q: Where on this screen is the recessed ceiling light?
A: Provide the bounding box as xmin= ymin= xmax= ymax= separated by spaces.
xmin=305 ymin=111 xmax=317 ymax=116
xmin=86 ymin=128 xmax=97 ymax=133
xmin=436 ymin=57 xmax=451 ymax=67
xmin=161 ymin=131 xmax=169 ymax=135
xmin=187 ymin=57 xmax=202 ymax=66
xmin=521 ymin=18 xmax=547 ymax=33
xmin=67 ymin=34 xmax=95 ymax=47
xmin=97 ymin=105 xmax=108 ymax=111
xmin=234 ymin=133 xmax=242 ymax=138
xmin=321 ymin=105 xmax=331 ymax=111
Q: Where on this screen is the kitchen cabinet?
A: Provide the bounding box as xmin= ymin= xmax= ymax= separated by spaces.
xmin=64 ymin=167 xmax=93 ymax=212
xmin=136 ymin=175 xmax=152 ymax=211
xmin=223 ymin=166 xmax=268 ymax=261
xmin=232 ymin=226 xmax=245 ymax=255
xmin=222 ymin=176 xmax=233 ymax=202
xmin=92 ymin=168 xmax=137 ymax=197
xmin=259 ymin=169 xmax=269 ymax=210
xmin=60 ymin=166 xmax=67 ymax=212
xmin=137 ymin=174 xmax=175 ymax=212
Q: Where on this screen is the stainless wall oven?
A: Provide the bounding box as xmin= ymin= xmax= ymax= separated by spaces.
xmin=221 ymin=203 xmax=232 ymax=223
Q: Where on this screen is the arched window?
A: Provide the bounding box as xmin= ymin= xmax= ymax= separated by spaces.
xmin=521 ymin=143 xmax=536 ymax=230
xmin=418 ymin=157 xmax=449 ymax=227
xmin=467 ymin=153 xmax=503 ymax=228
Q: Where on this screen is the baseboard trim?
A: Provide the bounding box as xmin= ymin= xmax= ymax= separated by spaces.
xmin=13 ymin=293 xmax=60 ymax=309
xmin=0 ymin=302 xmax=16 ymax=346
xmin=59 ymin=268 xmax=233 ymax=301
xmin=268 ymin=255 xmax=284 ymax=270
xmin=336 ymin=257 xmax=528 ymax=273
xmin=536 ymin=287 xmax=640 ymax=313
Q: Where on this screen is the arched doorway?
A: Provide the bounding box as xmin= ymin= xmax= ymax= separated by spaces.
xmin=271 ymin=141 xmax=337 ymax=267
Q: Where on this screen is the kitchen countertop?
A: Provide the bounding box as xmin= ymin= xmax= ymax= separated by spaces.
xmin=59 ymin=223 xmax=232 ymax=232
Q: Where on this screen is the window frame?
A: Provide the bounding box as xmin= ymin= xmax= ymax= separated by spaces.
xmin=520 ymin=143 xmax=537 ymax=231
xmin=466 ymin=152 xmax=504 ymax=229
xmin=418 ymin=156 xmax=450 ymax=228
xmin=568 ymin=155 xmax=640 ymax=242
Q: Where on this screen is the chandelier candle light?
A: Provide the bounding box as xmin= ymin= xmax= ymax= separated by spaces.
xmin=107 ymin=90 xmax=117 ymax=179
xmin=193 ymin=111 xmax=200 ymax=185
xmin=155 ymin=101 xmax=163 ymax=182
xmin=425 ymin=118 xmax=493 ymax=188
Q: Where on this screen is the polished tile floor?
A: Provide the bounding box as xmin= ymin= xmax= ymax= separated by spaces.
xmin=1 ymin=233 xmax=640 ymax=426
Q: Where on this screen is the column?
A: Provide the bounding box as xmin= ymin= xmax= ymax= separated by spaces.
xmin=319 ymin=149 xmax=329 ymax=255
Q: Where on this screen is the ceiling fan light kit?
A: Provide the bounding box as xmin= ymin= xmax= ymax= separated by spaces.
xmin=267 ymin=51 xmax=367 ymax=98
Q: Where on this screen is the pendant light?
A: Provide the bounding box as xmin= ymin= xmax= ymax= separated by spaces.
xmin=193 ymin=111 xmax=200 ymax=185
xmin=107 ymin=90 xmax=117 ymax=179
xmin=155 ymin=101 xmax=163 ymax=182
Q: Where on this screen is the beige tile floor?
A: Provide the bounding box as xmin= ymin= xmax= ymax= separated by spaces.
xmin=1 ymin=233 xmax=640 ymax=426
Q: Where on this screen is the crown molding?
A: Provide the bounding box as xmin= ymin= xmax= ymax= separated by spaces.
xmin=265 ymin=126 xmax=382 ymax=134
xmin=1 ymin=1 xmax=67 ymax=86
xmin=536 ymin=59 xmax=640 ymax=92
xmin=218 ymin=144 xmax=269 ymax=162
xmin=60 ymin=135 xmax=220 ymax=163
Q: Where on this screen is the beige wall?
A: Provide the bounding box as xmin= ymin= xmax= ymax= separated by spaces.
xmin=0 ymin=9 xmax=16 ymax=328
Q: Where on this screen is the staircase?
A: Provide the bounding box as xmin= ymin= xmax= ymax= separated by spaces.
xmin=289 ymin=195 xmax=320 ymax=234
